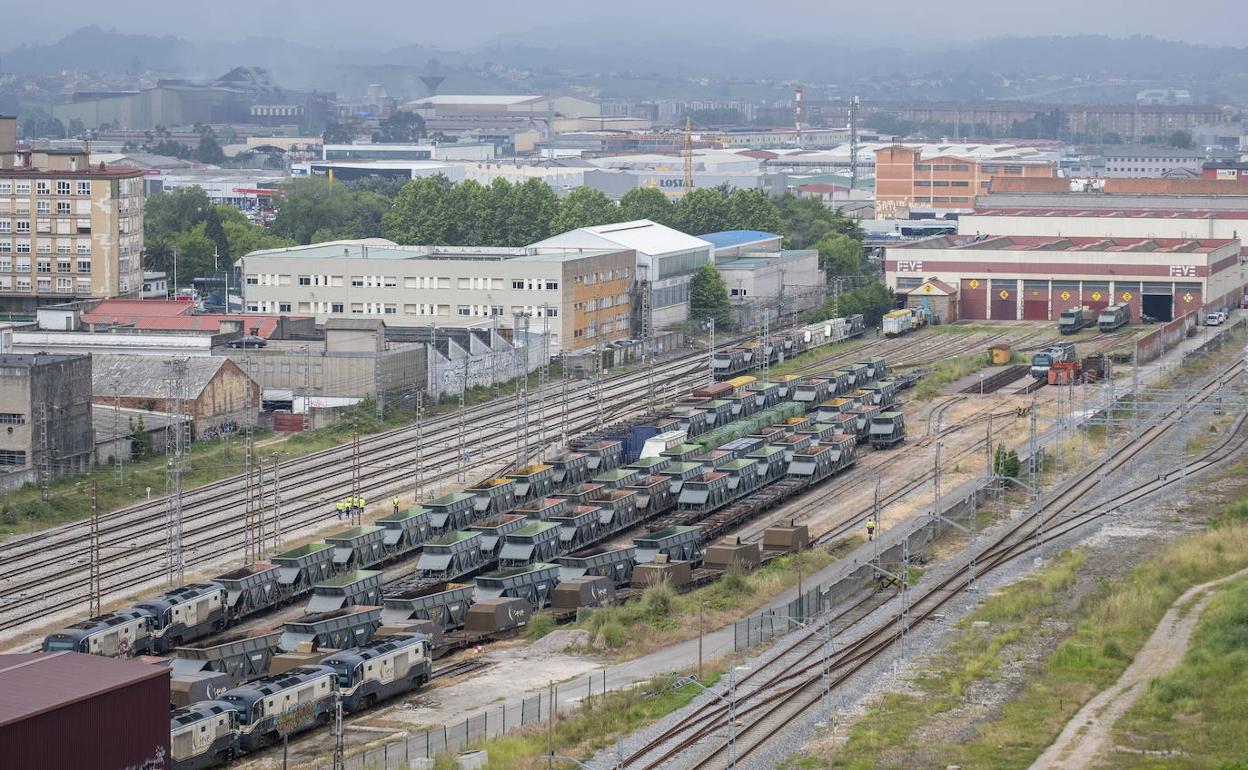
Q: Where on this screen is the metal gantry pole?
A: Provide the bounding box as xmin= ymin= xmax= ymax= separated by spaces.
xmin=112 ymin=376 xmax=123 ymax=486
xmin=89 ymin=479 xmax=100 ymax=617
xmin=457 ymin=359 xmax=467 ymax=484
xmin=270 ymin=453 xmax=282 ymax=551
xmin=414 ymin=389 xmax=424 ymax=501
xmin=707 ymin=318 xmax=716 ymax=388
xmin=351 ymin=414 xmax=362 ymax=526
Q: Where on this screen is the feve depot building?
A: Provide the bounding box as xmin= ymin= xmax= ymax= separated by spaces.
xmin=885 ymin=208 xmax=1248 ymax=323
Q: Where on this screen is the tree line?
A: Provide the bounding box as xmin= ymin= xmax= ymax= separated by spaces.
xmin=142 ymin=175 xmax=887 ymax=321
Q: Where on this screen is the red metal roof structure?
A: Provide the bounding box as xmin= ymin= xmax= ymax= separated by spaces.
xmin=893 ymin=235 xmax=1235 ymax=253
xmin=0 ymin=652 xmax=168 ymax=727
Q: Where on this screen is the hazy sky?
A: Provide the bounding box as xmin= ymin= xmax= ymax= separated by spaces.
xmin=9 ymin=0 xmax=1248 ymax=49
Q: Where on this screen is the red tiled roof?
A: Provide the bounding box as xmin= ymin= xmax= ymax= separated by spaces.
xmin=84 ymin=299 xmax=197 ymax=322
xmin=1105 ymin=178 xmax=1248 ymax=195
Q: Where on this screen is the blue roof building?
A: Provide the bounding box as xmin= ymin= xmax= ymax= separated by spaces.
xmin=699 ymin=230 xmax=783 ymax=258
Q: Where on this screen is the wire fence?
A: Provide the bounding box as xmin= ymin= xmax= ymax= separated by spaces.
xmin=733 ymin=585 xmax=828 ymax=650
xmin=308 ymin=671 xmax=610 ymax=769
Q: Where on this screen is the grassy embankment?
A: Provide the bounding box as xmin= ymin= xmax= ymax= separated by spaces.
xmin=561 ymin=547 xmax=838 ymax=658
xmin=781 ymin=484 xmax=1248 ymax=770
xmin=431 ymin=671 xmax=725 ymax=770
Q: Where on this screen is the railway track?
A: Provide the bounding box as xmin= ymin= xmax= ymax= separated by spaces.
xmin=0 ymin=354 xmax=715 ymax=636
xmin=622 ymin=355 xmax=1245 ymax=770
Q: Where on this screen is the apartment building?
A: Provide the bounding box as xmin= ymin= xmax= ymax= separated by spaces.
xmin=237 ymin=239 xmax=635 ymax=352
xmin=875 ymin=145 xmax=1057 ymax=214
xmin=0 ymin=117 xmax=144 ymax=312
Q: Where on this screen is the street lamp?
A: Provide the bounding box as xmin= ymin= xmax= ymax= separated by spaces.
xmin=671 ymin=665 xmax=750 ymax=769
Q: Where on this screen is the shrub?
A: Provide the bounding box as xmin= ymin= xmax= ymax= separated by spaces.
xmin=525 ymin=614 xmax=557 ymax=640
xmin=597 ymin=620 xmax=626 ymax=649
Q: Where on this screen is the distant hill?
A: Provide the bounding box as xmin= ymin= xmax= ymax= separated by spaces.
xmin=5 ymin=27 xmax=1248 ymax=99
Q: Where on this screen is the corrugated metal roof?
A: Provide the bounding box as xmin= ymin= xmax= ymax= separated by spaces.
xmin=91 ymin=354 xmax=238 ymax=399
xmin=532 ymin=220 xmax=711 ymax=256
xmin=698 ymin=230 xmax=782 ymax=249
xmin=0 ymin=652 xmax=168 ymax=727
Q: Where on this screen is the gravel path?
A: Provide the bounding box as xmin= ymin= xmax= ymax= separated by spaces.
xmin=1028 ymin=564 xmax=1248 ymax=770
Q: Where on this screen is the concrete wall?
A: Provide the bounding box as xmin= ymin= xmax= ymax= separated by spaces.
xmin=426 ymin=332 xmax=544 ymax=399
xmin=0 ymin=355 xmax=93 ymax=477
xmin=230 ymin=344 xmax=428 ymax=401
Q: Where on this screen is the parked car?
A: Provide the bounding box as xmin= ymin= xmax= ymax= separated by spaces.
xmin=228 ymin=335 xmax=267 ymax=349
xmin=1206 ymin=312 xmax=1224 ymax=327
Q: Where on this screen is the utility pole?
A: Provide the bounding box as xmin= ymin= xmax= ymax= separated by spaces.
xmin=270 ymin=453 xmax=283 ymax=551
xmin=89 ymin=479 xmax=100 ymax=616
xmin=256 ymin=458 xmax=266 ymax=560
xmin=301 ymin=345 xmax=312 ymax=433
xmin=38 ymin=403 xmax=51 ymax=501
xmin=414 ymin=389 xmax=424 ymax=501
xmin=373 ymin=357 xmax=384 ymax=421
xmin=683 ymin=116 xmax=694 ymax=193
xmin=331 ymin=692 xmax=345 ymax=770
xmin=540 ymin=307 xmax=551 ymax=459
xmin=457 ymin=356 xmax=467 ymax=484
xmin=112 ymin=376 xmax=123 ymax=486
xmin=164 ymin=358 xmax=188 ymax=585
xmin=351 ymin=414 xmax=362 ymax=525
xmin=707 ymin=317 xmax=716 ymax=387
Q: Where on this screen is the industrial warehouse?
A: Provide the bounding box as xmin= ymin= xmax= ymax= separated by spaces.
xmin=885 ymin=234 xmax=1243 ymax=322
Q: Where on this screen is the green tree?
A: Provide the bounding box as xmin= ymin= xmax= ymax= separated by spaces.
xmin=726 ymin=189 xmax=782 ymax=233
xmin=815 ymin=232 xmax=863 ymax=275
xmin=347 ymin=175 xmax=407 ymax=199
xmin=144 ymin=187 xmax=211 ymax=241
xmin=619 ymin=187 xmax=676 ymax=227
xmin=202 ymin=207 xmax=230 ymax=262
xmin=550 ymin=187 xmax=619 ymax=234
xmin=323 ymin=120 xmax=359 ymax=144
xmin=272 ymin=177 xmax=391 ymax=245
xmin=172 ymin=229 xmax=218 ymax=281
xmin=67 ymin=118 xmax=86 ymax=138
xmin=813 ymin=281 xmax=894 ymax=327
xmin=214 ymin=206 xmax=295 ymax=257
xmin=143 ymin=234 xmax=176 ymax=275
xmin=689 ymin=262 xmax=732 ymax=328
xmin=504 ymin=179 xmax=559 ymax=245
xmin=383 ymin=176 xmax=459 ymax=244
xmin=371 ymin=111 xmax=426 ymax=143
xmin=674 ymin=188 xmax=731 ymax=235
xmin=150 ymin=139 xmax=192 ymax=159
xmin=1168 ymin=130 xmax=1194 ymax=149
xmin=194 ymin=130 xmax=226 ymax=165
xmin=776 ymin=193 xmax=864 ymax=248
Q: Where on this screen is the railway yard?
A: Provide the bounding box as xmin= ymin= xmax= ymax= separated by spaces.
xmin=4 ymin=309 xmax=1243 ymax=770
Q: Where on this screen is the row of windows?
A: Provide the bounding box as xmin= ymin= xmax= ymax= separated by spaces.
xmin=574 ymin=267 xmax=630 ymax=285
xmin=250 ymin=274 xmax=564 ymax=291
xmin=0 ymin=239 xmax=92 ymax=255
xmin=1107 ymin=157 xmax=1194 ymax=164
xmin=0 ymin=180 xmax=92 ymax=196
xmin=0 ymin=276 xmax=90 ymax=293
xmin=656 ymin=252 xmax=706 ymax=280
xmin=915 ymin=180 xmax=972 ymax=188
xmin=572 ymin=313 xmax=629 ymax=339
xmin=0 ymin=413 xmax=25 ymax=425
xmin=0 ymin=218 xmax=93 ymax=236
xmin=914 ymin=196 xmax=972 ymax=204
xmin=574 ymin=293 xmax=630 ymax=312
xmin=653 ymin=283 xmax=690 ymax=308
xmin=979 ymin=165 xmax=1026 ymax=174
xmin=915 ymin=163 xmax=972 ymax=172
xmin=0 ymin=257 xmax=91 ymax=273
xmin=0 ymin=449 xmax=26 ymax=466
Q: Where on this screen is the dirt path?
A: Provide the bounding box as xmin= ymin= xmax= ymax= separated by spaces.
xmin=1028 ymin=565 xmax=1248 ymax=770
